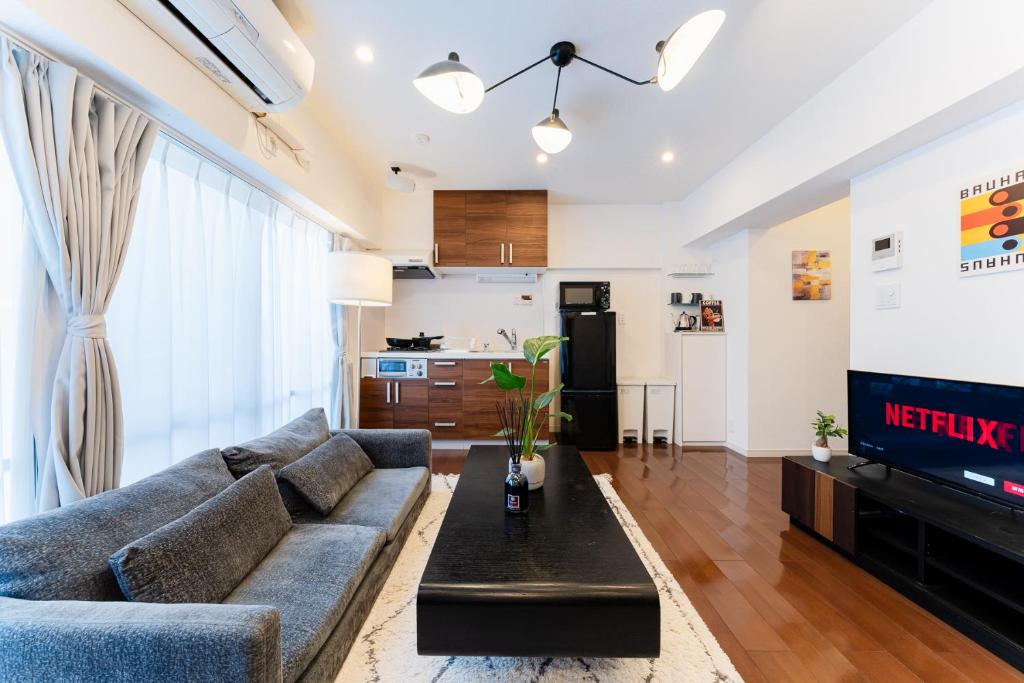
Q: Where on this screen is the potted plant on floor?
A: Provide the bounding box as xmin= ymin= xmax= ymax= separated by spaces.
xmin=485 ymin=335 xmax=571 ymax=490
xmin=811 ymin=410 xmax=847 ymax=462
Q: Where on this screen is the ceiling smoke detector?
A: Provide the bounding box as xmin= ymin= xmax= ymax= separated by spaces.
xmin=385 ymin=166 xmax=416 ymax=193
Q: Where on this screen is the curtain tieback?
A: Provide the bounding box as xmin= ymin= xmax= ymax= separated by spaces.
xmin=66 ymin=314 xmax=107 ymax=339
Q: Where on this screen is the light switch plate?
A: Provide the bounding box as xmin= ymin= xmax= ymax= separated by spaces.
xmin=514 ymin=294 xmax=534 ymax=306
xmin=618 ymin=313 xmax=627 ymax=325
xmin=875 ymin=283 xmax=901 ymax=309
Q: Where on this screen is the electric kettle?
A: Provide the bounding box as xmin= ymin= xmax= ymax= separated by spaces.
xmin=676 ymin=313 xmax=698 ymax=331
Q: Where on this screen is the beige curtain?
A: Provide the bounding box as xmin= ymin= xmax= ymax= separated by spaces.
xmin=0 ymin=38 xmax=159 ymax=509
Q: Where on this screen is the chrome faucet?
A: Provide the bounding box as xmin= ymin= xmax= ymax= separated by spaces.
xmin=497 ymin=328 xmax=518 ymax=351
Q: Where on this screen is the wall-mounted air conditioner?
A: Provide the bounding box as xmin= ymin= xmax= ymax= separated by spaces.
xmin=118 ymin=0 xmax=315 ymax=113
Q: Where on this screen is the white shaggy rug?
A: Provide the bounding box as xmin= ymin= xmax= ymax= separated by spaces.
xmin=336 ymin=473 xmax=743 ymax=682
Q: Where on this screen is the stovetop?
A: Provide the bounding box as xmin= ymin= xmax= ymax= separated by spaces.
xmin=379 ymin=347 xmax=442 ymax=352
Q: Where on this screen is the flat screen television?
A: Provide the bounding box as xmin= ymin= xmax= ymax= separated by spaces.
xmin=848 ymin=370 xmax=1024 ymax=508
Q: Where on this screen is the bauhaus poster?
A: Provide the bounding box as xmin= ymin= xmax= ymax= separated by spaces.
xmin=960 ymin=169 xmax=1024 ymax=277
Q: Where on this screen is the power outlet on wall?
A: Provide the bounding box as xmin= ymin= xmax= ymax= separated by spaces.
xmin=618 ymin=313 xmax=626 ymax=325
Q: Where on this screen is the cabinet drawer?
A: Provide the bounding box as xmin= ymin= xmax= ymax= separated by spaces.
xmin=429 ymin=379 xmax=463 ymax=410
xmin=429 ymin=417 xmax=463 ymax=438
xmin=429 ymin=359 xmax=463 ymax=378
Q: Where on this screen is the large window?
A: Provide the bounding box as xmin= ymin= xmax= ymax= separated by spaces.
xmin=107 ymin=135 xmax=335 ymax=485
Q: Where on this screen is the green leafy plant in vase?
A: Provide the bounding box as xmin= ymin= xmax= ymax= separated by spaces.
xmin=811 ymin=410 xmax=847 ymax=463
xmin=485 ymin=335 xmax=572 ymax=490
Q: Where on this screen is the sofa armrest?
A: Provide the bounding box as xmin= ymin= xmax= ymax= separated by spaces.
xmin=0 ymin=597 xmax=282 ymax=683
xmin=336 ymin=429 xmax=432 ymax=469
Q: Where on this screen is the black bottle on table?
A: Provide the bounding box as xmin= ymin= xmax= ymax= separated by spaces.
xmin=505 ymin=463 xmax=529 ymax=513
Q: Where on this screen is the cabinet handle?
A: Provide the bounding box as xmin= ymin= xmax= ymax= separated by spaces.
xmin=434 ymin=422 xmax=456 ymax=428
xmin=386 ymin=382 xmax=391 ymax=404
xmin=434 ymin=243 xmax=439 ymax=263
xmin=500 ymin=243 xmax=505 ymax=264
xmin=395 ymin=382 xmax=400 ymax=404
xmin=508 ymin=242 xmax=513 ymax=264
xmin=433 ymin=361 xmax=457 ymax=366
xmin=433 ymin=381 xmax=456 ymax=386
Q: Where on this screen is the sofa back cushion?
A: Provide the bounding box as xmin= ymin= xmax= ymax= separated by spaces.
xmin=110 ymin=466 xmax=292 ymax=603
xmin=278 ymin=433 xmax=374 ymax=515
xmin=0 ymin=449 xmax=235 ymax=601
xmin=221 ymin=408 xmax=329 ymax=479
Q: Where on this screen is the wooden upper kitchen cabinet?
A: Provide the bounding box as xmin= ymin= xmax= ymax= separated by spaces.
xmin=433 ymin=191 xmax=466 ymax=266
xmin=433 ymin=190 xmax=547 ymax=268
xmin=465 ymin=191 xmax=508 ymax=266
xmin=506 ymin=190 xmax=547 ymax=267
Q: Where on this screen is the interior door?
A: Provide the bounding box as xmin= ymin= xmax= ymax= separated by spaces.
xmin=560 ymin=311 xmax=616 ymax=390
xmin=506 ymin=190 xmax=547 ymax=267
xmin=359 ymin=378 xmax=393 ymax=429
xmin=465 ymin=191 xmax=507 ymax=266
xmin=393 ymin=380 xmax=429 ymax=429
xmin=433 ymin=190 xmax=466 ymax=266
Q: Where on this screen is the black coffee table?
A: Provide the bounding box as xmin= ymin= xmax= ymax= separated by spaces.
xmin=417 ymin=445 xmax=660 ymax=657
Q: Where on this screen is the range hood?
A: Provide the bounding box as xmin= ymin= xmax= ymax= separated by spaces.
xmin=379 ymin=251 xmax=437 ymax=279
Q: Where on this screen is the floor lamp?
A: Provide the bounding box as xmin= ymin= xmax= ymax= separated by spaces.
xmin=324 ymin=251 xmax=393 ymax=428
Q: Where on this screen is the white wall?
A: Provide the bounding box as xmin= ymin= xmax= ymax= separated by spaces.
xmin=851 ymin=99 xmax=1024 ymax=387
xmin=3 ymin=0 xmax=382 ymax=242
xmin=706 ymin=231 xmax=750 ymax=451
xmin=748 ymin=199 xmax=850 ymax=453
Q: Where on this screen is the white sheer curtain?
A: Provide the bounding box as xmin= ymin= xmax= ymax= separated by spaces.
xmin=107 ymin=135 xmax=334 ymax=485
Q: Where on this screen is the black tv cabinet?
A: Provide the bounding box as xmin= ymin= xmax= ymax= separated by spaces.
xmin=782 ymin=455 xmax=1024 ymax=670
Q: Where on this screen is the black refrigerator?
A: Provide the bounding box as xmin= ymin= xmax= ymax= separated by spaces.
xmin=559 ymin=310 xmax=618 ymax=450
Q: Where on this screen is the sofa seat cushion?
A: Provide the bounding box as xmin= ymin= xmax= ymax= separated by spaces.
xmin=221 ymin=408 xmax=330 ymax=479
xmin=0 ymin=449 xmax=236 ymax=601
xmin=110 ymin=467 xmax=292 ymax=604
xmin=223 ymin=524 xmax=385 ymax=683
xmin=278 ymin=433 xmax=374 ymax=515
xmin=298 ymin=467 xmax=429 ymax=542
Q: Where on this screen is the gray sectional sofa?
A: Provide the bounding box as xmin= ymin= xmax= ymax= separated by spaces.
xmin=0 ymin=411 xmax=431 ymax=683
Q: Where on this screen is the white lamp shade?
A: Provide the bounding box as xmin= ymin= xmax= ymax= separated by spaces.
xmin=531 ymin=109 xmax=572 ymax=154
xmin=657 ymin=9 xmax=726 ymax=92
xmin=413 ymin=53 xmax=485 ymax=114
xmin=324 ymin=251 xmax=393 ymax=306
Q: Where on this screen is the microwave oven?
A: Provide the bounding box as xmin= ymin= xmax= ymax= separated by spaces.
xmin=559 ymin=281 xmax=610 ymax=311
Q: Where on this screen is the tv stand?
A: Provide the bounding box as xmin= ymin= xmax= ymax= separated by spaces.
xmin=782 ymin=455 xmax=1024 ymax=671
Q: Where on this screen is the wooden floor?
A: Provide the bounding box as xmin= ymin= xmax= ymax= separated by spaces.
xmin=432 ymin=444 xmax=1024 ymax=682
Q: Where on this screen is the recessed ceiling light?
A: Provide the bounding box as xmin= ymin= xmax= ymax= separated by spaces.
xmin=660 ymin=150 xmax=675 ymax=163
xmin=536 ymin=153 xmax=549 ymax=164
xmin=355 ymin=45 xmax=375 ymax=63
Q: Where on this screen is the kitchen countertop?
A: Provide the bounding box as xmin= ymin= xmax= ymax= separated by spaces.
xmin=361 ymin=350 xmax=527 ymax=360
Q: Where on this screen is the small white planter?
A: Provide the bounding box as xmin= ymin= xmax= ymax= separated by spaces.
xmin=510 ymin=454 xmax=545 ymax=491
xmin=811 ymin=444 xmax=832 ymax=463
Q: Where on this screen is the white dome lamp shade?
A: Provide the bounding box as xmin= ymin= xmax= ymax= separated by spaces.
xmin=324 ymin=251 xmax=393 ymax=428
xmin=531 ymin=108 xmax=572 ymax=154
xmin=656 ymin=9 xmax=726 ymax=92
xmin=413 ymin=52 xmax=485 ymax=114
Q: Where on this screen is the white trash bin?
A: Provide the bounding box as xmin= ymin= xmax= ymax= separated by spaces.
xmin=617 ymin=379 xmax=645 ymax=444
xmin=645 ymin=380 xmax=675 ymax=445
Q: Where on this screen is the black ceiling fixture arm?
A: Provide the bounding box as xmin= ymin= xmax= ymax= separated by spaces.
xmin=484 ymin=55 xmax=550 ymax=93
xmin=572 ymin=54 xmax=655 ymax=86
xmin=551 ymin=67 xmax=562 ymax=111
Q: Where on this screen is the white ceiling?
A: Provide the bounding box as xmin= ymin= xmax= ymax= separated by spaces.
xmin=277 ymin=0 xmax=929 ymax=204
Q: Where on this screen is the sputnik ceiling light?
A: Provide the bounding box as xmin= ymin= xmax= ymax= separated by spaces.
xmin=413 ymin=10 xmax=725 ymax=154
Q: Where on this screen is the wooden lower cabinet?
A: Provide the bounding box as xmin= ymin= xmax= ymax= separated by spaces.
xmin=393 ymin=381 xmax=428 ymax=429
xmin=359 ymin=378 xmax=428 ymax=430
xmin=359 ymin=378 xmax=393 ymax=429
xmin=781 ymin=457 xmax=857 ymax=554
xmin=362 ymin=358 xmax=553 ymax=440
xmin=462 ymin=360 xmax=506 ymax=439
